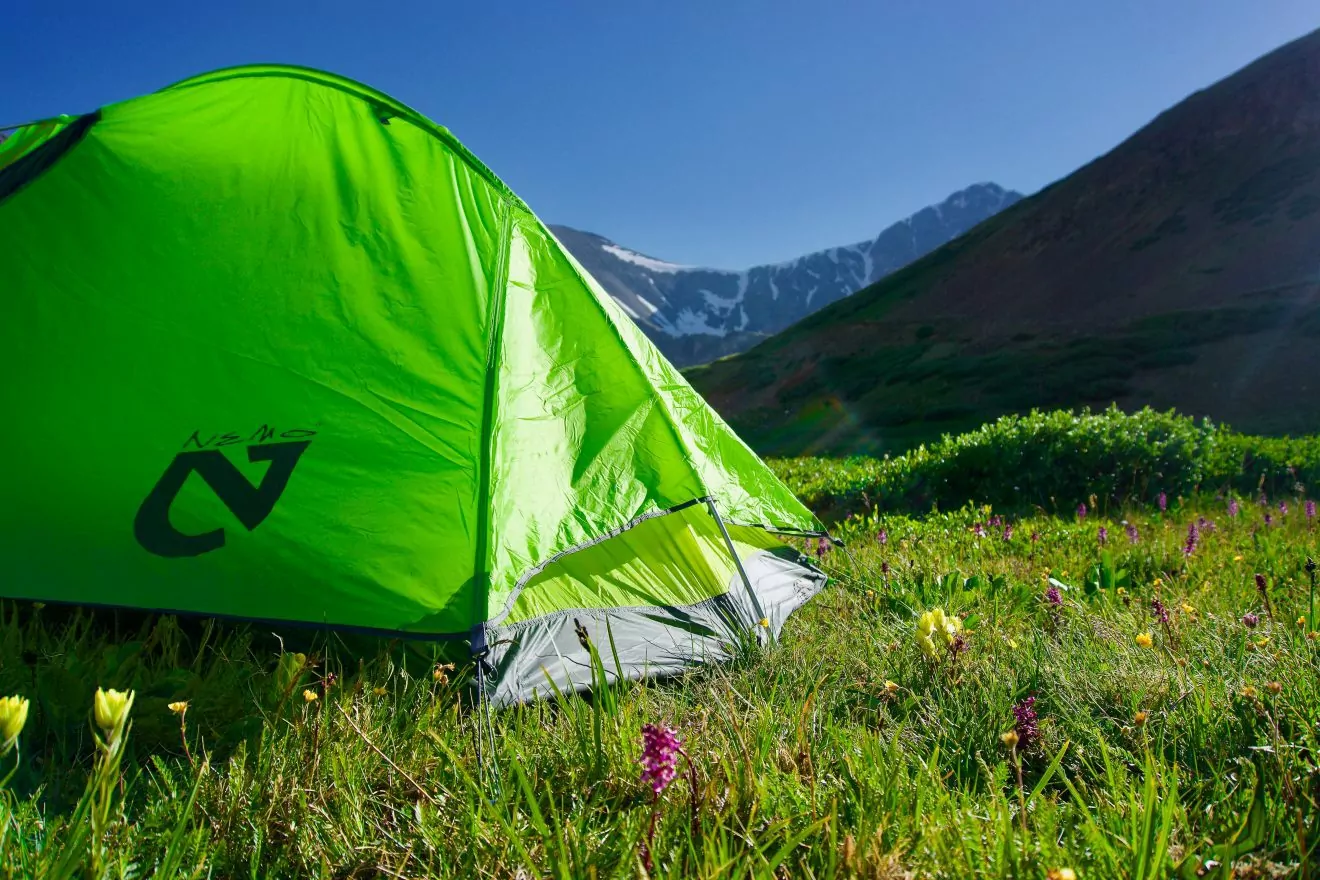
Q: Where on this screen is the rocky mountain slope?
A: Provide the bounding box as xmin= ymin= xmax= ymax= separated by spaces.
xmin=688 ymin=28 xmax=1320 ymax=455
xmin=551 ymin=183 xmax=1020 ymax=366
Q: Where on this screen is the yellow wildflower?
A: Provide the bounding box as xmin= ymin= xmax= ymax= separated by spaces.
xmin=167 ymin=701 xmax=188 ymax=715
xmin=1047 ymin=870 xmax=1077 ymax=880
xmin=758 ymin=617 xmax=770 ymax=628
xmin=1135 ymin=632 xmax=1153 ymax=648
xmin=1134 ymin=710 xmax=1148 ymax=726
xmin=373 ymin=686 xmax=388 ymax=697
xmin=1233 ymin=555 xmax=1243 ymax=562
xmin=1265 ymin=681 xmax=1282 ymax=695
xmin=0 ymin=696 xmax=30 ymax=749
xmin=432 ymin=662 xmax=456 ymax=684
xmin=93 ymin=688 xmax=135 ymax=738
xmin=1153 ymin=578 xmax=1163 ymax=588
xmin=916 ymin=608 xmax=960 ymax=660
xmin=1181 ymin=603 xmax=1196 ymax=615
xmin=1001 ymin=730 xmax=1019 ymax=749
xmin=884 ymin=680 xmax=900 ymax=694
xmin=1241 ymin=685 xmax=1257 ymax=698
xmin=302 ymin=689 xmax=318 ymax=702
xmin=1298 ymin=616 xmax=1308 ymax=628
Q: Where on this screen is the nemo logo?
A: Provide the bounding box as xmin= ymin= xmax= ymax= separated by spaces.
xmin=134 ymin=426 xmax=315 ymax=558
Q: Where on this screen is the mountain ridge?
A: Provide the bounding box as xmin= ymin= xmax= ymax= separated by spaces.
xmin=551 ymin=182 xmax=1021 ymax=366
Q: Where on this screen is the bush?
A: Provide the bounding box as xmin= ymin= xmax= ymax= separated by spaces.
xmin=772 ymin=406 xmax=1320 ymax=520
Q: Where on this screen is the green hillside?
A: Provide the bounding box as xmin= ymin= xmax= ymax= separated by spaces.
xmin=689 ymin=28 xmax=1320 ymax=456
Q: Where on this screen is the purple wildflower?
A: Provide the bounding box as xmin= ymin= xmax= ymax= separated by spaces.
xmin=1012 ymin=697 xmax=1040 ymax=750
xmin=1198 ymin=516 xmax=1217 ymax=534
xmin=1279 ymin=501 xmax=1289 ymax=517
xmin=1242 ymin=612 xmax=1259 ymax=629
xmin=1003 ymin=524 xmax=1014 ymax=541
xmin=1126 ymin=523 xmax=1139 ymax=544
xmin=1030 ymin=531 xmax=1041 ymax=543
xmin=973 ymin=522 xmax=986 ymax=538
xmin=640 ymin=724 xmax=682 ymax=795
xmin=1097 ymin=526 xmax=1108 ymax=546
xmin=1264 ymin=512 xmax=1274 ymax=528
xmin=988 ymin=515 xmax=1002 ymax=527
xmin=816 ymin=536 xmax=829 ymax=559
xmin=1255 ymin=573 xmax=1267 ymax=597
xmin=1151 ymin=597 xmax=1170 ymax=626
xmin=1183 ymin=522 xmax=1199 ymax=557
xmin=1259 ymin=492 xmax=1269 ymax=507
xmin=1045 ymin=586 xmax=1062 ymax=606
xmin=880 ymin=561 xmax=890 ymax=577
xmin=1077 ymin=503 xmax=1087 ymax=520
xmin=1228 ymin=497 xmax=1240 ymax=518
xmin=1307 ymin=500 xmax=1316 ymax=520
xmin=877 ymin=529 xmax=888 ymax=545
xmin=1157 ymin=492 xmax=1168 ymax=512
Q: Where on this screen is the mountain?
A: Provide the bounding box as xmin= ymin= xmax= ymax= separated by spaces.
xmin=687 ymin=28 xmax=1320 ymax=457
xmin=550 ymin=183 xmax=1021 ymax=366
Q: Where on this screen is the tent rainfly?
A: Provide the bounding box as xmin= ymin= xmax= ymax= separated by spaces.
xmin=0 ymin=65 xmax=828 ymax=705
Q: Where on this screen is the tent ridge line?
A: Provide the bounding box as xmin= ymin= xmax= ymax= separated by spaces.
xmin=469 ymin=207 xmax=517 ymax=657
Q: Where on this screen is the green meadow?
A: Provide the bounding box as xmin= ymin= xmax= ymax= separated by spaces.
xmin=1 ymin=409 xmax=1317 ymax=878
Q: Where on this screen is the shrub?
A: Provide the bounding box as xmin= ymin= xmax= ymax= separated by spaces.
xmin=771 ymin=406 xmax=1320 ymax=520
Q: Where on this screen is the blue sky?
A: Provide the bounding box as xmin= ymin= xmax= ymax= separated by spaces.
xmin=4 ymin=1 xmax=1318 ymax=268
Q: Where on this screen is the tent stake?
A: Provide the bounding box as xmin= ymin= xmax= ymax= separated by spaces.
xmin=706 ymin=499 xmax=767 ymax=628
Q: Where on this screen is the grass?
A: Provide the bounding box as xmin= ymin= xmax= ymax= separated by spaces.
xmin=2 ymin=457 xmax=1320 ymax=875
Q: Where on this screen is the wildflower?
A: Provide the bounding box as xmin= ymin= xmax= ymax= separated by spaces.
xmin=1012 ymin=696 xmax=1040 ymax=750
xmin=1045 ymin=586 xmax=1062 ymax=606
xmin=1077 ymin=503 xmax=1087 ymax=520
xmin=1264 ymin=512 xmax=1273 ymax=527
xmin=1135 ymin=632 xmax=1154 ymax=648
xmin=1241 ymin=685 xmax=1257 ymax=699
xmin=1299 ymin=616 xmax=1308 ymax=628
xmin=1048 ymin=869 xmax=1077 ymax=880
xmin=1002 ymin=524 xmax=1013 ymax=541
xmin=1158 ymin=492 xmax=1168 ymax=512
xmin=302 ymin=689 xmax=318 ymax=702
xmin=1308 ymin=500 xmax=1316 ymax=520
xmin=758 ymin=617 xmax=770 ymax=628
xmin=1259 ymin=491 xmax=1268 ymax=506
xmin=1151 ymin=597 xmax=1170 ymax=626
xmin=1265 ymin=681 xmax=1282 ymax=695
xmin=1279 ymin=500 xmax=1289 ymax=517
xmin=432 ymin=663 xmax=455 ymax=684
xmin=916 ymin=608 xmax=961 ymax=660
xmin=1030 ymin=531 xmax=1041 ymax=543
xmin=1126 ymin=523 xmax=1139 ymax=544
xmin=1182 ymin=522 xmax=1199 ymax=557
xmin=640 ymin=723 xmax=682 ymax=795
xmin=1198 ymin=516 xmax=1216 ymax=533
xmin=1000 ymin=730 xmax=1019 ymax=749
xmin=1097 ymin=526 xmax=1108 ymax=546
xmin=1228 ymin=497 xmax=1240 ymax=517
xmin=93 ymin=688 xmax=134 ymax=739
xmin=1255 ymin=637 xmax=1269 ymax=648
xmin=876 ymin=529 xmax=888 ymax=545
xmin=880 ymin=561 xmax=890 ymax=576
xmin=988 ymin=515 xmax=1002 ymax=527
xmin=373 ymin=686 xmax=388 ymax=696
xmin=1153 ymin=577 xmax=1163 ymax=588
xmin=1181 ymin=603 xmax=1197 ymax=615
xmin=1134 ymin=710 xmax=1148 ymax=727
xmin=1255 ymin=573 xmax=1267 ymax=595
xmin=972 ymin=522 xmax=986 ymax=538
xmin=1234 ymin=554 xmax=1244 ymax=562
xmin=884 ymin=680 xmax=900 ymax=694
xmin=816 ymin=536 xmax=829 ymax=559
xmin=1242 ymin=612 xmax=1259 ymax=629
xmin=167 ymin=701 xmax=188 ymax=715
xmin=0 ymin=696 xmax=30 ymax=750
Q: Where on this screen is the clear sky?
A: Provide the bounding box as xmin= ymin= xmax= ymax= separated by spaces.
xmin=4 ymin=1 xmax=1319 ymax=268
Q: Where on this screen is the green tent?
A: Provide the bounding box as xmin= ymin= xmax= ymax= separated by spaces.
xmin=0 ymin=65 xmax=826 ymax=704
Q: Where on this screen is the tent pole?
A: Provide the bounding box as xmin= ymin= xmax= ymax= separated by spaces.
xmin=706 ymin=499 xmax=767 ymax=627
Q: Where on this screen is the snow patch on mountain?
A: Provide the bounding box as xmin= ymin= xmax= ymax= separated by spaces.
xmin=601 ymin=244 xmax=690 ymax=273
